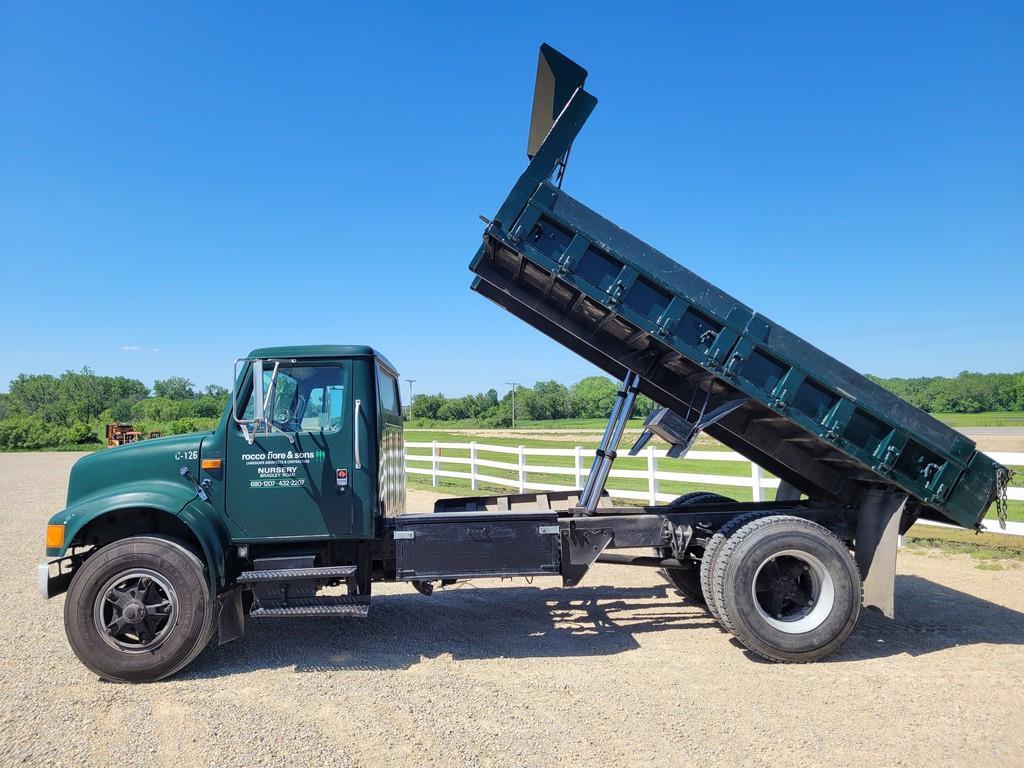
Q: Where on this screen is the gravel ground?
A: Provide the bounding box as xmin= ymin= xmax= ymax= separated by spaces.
xmin=2 ymin=452 xmax=1023 ymax=767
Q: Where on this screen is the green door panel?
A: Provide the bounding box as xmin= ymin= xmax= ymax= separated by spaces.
xmin=223 ymin=359 xmax=367 ymax=540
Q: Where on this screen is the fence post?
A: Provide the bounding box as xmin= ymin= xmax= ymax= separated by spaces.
xmin=431 ymin=440 xmax=439 ymax=487
xmin=750 ymin=462 xmax=763 ymax=502
xmin=470 ymin=441 xmax=478 ymax=491
xmin=518 ymin=445 xmax=526 ymax=493
xmin=647 ymin=446 xmax=658 ymax=505
xmin=574 ymin=446 xmax=583 ymax=488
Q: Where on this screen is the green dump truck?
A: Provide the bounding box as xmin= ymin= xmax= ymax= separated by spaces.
xmin=39 ymin=45 xmax=1010 ymax=682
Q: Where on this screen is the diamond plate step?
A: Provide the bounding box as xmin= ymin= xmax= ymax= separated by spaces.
xmin=249 ymin=595 xmax=370 ymax=618
xmin=238 ymin=565 xmax=357 ymax=583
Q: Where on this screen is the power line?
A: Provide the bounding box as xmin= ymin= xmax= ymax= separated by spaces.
xmin=838 ymin=334 xmax=1023 ymax=353
xmin=812 ymin=314 xmax=1024 ymax=342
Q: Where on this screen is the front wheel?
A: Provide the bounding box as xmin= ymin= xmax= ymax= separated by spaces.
xmin=712 ymin=516 xmax=861 ymax=663
xmin=64 ymin=536 xmax=215 ymax=682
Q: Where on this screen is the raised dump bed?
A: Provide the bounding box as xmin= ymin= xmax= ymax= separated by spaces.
xmin=470 ymin=45 xmax=1006 ymax=531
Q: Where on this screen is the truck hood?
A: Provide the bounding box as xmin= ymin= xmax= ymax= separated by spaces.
xmin=66 ymin=432 xmax=209 ymax=507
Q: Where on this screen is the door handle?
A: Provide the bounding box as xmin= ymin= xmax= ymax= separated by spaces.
xmin=354 ymin=399 xmax=362 ymax=469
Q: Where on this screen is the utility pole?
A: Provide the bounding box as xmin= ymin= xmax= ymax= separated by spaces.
xmin=405 ymin=379 xmax=416 ymax=418
xmin=506 ymin=381 xmax=518 ymax=429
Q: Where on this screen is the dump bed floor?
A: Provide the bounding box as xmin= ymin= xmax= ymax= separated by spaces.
xmin=470 ymin=182 xmax=1003 ymax=529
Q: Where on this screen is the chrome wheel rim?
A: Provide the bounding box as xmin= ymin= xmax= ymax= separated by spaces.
xmin=751 ymin=550 xmax=834 ymax=634
xmin=93 ymin=569 xmax=179 ymax=653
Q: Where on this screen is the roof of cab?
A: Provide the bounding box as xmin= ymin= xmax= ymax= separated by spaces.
xmin=246 ymin=345 xmax=398 ymax=376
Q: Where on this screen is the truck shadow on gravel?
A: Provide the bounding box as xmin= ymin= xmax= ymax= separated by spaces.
xmin=182 ymin=576 xmax=1024 ymax=679
xmin=831 ymin=575 xmax=1024 ymax=663
xmin=186 ymin=583 xmax=710 ymax=677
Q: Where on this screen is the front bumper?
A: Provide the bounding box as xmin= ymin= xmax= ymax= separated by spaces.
xmin=37 ymin=557 xmax=77 ymax=599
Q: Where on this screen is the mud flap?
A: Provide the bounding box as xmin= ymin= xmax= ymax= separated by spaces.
xmin=855 ymin=490 xmax=908 ymax=619
xmin=217 ymin=587 xmax=246 ymax=645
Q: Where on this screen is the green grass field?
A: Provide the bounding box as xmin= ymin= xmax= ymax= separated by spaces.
xmin=905 ymin=524 xmax=1024 ymax=563
xmin=405 ymin=429 xmax=754 ymax=502
xmin=404 ymin=416 xmax=651 ymax=430
xmin=929 ymin=411 xmax=1024 ymax=428
xmin=406 ymin=411 xmax=1024 ymax=430
xmin=405 ymin=428 xmax=1023 ymax=522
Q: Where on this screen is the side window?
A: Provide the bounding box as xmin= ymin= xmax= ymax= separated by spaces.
xmin=240 ymin=363 xmax=346 ymax=433
xmin=377 ymin=366 xmax=400 ymax=416
xmin=301 ymin=384 xmax=345 ymax=431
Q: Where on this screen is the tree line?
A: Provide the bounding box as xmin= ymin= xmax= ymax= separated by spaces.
xmin=0 ymin=369 xmax=228 ymax=450
xmin=412 ymin=371 xmax=1024 ymax=426
xmin=866 ymin=371 xmax=1024 ymax=414
xmin=410 ymin=376 xmax=654 ymax=426
xmin=0 ymin=367 xmax=1021 ymax=450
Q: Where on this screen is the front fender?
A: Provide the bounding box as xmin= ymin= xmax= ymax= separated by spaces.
xmin=47 ymin=479 xmax=197 ymax=557
xmin=177 ymin=497 xmax=232 ymax=591
xmin=45 ymin=480 xmax=231 ymax=592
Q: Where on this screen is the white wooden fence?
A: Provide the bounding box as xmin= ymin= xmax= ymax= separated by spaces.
xmin=405 ymin=441 xmax=1024 ymax=536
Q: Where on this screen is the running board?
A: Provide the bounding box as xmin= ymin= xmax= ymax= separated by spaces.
xmin=249 ymin=595 xmax=370 ymax=618
xmin=238 ymin=565 xmax=357 ymax=583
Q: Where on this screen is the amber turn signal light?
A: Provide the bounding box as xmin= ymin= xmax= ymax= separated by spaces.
xmin=46 ymin=524 xmax=64 ymax=549
xmin=201 ymin=458 xmax=222 ymax=471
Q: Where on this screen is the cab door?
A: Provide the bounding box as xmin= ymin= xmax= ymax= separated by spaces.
xmin=225 ymin=360 xmax=354 ymax=539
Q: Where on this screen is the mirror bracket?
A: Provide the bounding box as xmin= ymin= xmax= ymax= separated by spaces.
xmin=231 ymin=357 xmax=283 ymax=444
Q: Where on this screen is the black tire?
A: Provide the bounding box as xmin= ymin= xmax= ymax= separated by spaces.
xmin=64 ymin=536 xmax=215 ymax=683
xmin=712 ymin=516 xmax=861 ymax=663
xmin=699 ymin=511 xmax=768 ymax=624
xmin=654 ymin=492 xmax=735 ymax=605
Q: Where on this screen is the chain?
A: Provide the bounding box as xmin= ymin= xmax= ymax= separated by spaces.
xmin=994 ymin=466 xmax=1013 ymax=530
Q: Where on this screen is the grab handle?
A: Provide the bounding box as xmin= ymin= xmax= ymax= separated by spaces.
xmin=354 ymin=399 xmax=362 ymax=469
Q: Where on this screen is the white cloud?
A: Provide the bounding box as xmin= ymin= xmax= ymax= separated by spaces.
xmin=152 ymin=347 xmax=161 ymax=353
xmin=122 ymin=345 xmax=141 ymax=351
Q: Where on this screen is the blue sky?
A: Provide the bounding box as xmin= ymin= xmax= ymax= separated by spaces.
xmin=1 ymin=3 xmax=1021 ymax=397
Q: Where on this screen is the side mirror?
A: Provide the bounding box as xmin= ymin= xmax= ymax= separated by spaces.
xmin=251 ymin=359 xmax=266 ymax=424
xmin=231 ymin=358 xmax=280 ymax=444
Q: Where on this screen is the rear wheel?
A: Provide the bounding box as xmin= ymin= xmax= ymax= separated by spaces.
xmin=699 ymin=510 xmax=768 ymax=624
xmin=64 ymin=536 xmax=215 ymax=682
xmin=712 ymin=516 xmax=861 ymax=662
xmin=654 ymin=492 xmax=735 ymax=605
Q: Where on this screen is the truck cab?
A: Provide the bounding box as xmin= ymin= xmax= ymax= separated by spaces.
xmin=40 ymin=345 xmax=405 ymax=681
xmin=213 ymin=345 xmax=405 ymax=540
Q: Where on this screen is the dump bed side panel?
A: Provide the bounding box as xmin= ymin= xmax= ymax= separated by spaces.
xmin=470 ymin=181 xmax=1003 ymax=530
